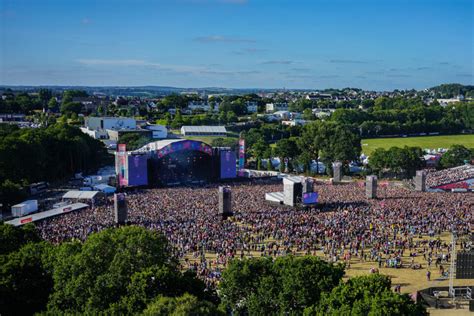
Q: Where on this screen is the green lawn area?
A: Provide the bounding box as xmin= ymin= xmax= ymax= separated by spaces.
xmin=361 ymin=134 xmax=474 ymax=155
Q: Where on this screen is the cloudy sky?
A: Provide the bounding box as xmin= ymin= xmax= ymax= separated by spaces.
xmin=0 ymin=0 xmax=472 ymax=90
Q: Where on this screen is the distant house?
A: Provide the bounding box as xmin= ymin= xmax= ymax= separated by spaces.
xmin=85 ymin=117 xmax=137 ymax=131
xmin=273 ymin=110 xmax=291 ymax=120
xmin=144 ymin=124 xmax=168 ymax=139
xmin=188 ymin=101 xmax=211 ymax=112
xmin=246 ymin=101 xmax=258 ymax=113
xmin=305 ymin=93 xmax=332 ymax=101
xmin=282 ymin=119 xmax=308 ymax=126
xmin=147 ymin=102 xmax=157 ymax=111
xmin=265 ymin=103 xmax=288 ymax=112
xmin=72 ymin=97 xmax=100 ymax=113
xmin=81 ymin=117 xmax=139 ymax=140
xmin=312 ymin=108 xmax=334 ymax=118
xmin=181 ymin=125 xmax=227 ymax=137
xmin=0 ymin=113 xmax=26 ymax=122
xmin=436 ymin=95 xmax=464 ymax=107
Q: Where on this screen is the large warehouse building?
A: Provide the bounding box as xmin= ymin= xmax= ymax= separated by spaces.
xmin=180 ymin=125 xmax=227 ymax=137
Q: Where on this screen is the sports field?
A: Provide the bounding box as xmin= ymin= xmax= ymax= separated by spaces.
xmin=362 ymin=134 xmax=474 ymax=155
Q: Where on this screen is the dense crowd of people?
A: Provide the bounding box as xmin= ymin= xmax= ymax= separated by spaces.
xmin=426 ymin=164 xmax=474 ymax=188
xmin=36 ymin=179 xmax=473 ymax=288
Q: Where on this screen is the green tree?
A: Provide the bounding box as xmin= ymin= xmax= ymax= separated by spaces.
xmin=119 ymin=133 xmax=151 ymax=150
xmin=369 ymin=146 xmax=424 ymax=178
xmin=110 ymin=266 xmax=210 ymax=314
xmin=219 ymin=256 xmax=344 ymax=315
xmin=160 ymin=94 xmax=188 ymax=109
xmin=274 ymin=137 xmax=300 ymax=172
xmin=218 ymin=111 xmax=227 ymax=124
xmin=60 ymin=102 xmax=82 ymax=114
xmin=302 ymin=108 xmax=314 ymax=120
xmin=316 ymin=122 xmax=361 ymax=174
xmin=0 ymin=241 xmax=53 ymax=316
xmin=251 ymin=139 xmax=269 ymax=170
xmin=142 ymin=293 xmax=223 ymax=316
xmin=45 ymin=226 xmax=208 ymax=315
xmin=297 ymin=122 xmax=323 ymax=174
xmin=0 ymin=180 xmax=28 ymax=211
xmin=47 ymin=97 xmax=58 ymax=111
xmin=307 ymin=274 xmax=427 ymax=316
xmin=0 ymin=223 xmax=41 ymax=255
xmin=171 ymin=110 xmax=184 ymax=129
xmin=440 ymin=144 xmax=472 ymax=168
xmin=226 ymin=110 xmax=238 ymax=123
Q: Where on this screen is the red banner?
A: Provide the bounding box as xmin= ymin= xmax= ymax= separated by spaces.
xmin=238 ymin=138 xmax=245 ymax=176
xmin=20 ymin=217 xmax=33 ymax=224
xmin=117 ymin=144 xmax=128 ymax=186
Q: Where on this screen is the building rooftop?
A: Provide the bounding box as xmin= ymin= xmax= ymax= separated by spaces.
xmin=181 ymin=125 xmax=227 ymax=133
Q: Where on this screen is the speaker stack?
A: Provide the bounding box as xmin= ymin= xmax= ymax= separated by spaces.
xmin=366 ymin=175 xmax=377 ymax=199
xmin=302 ymin=178 xmax=314 ymax=194
xmin=283 ymin=177 xmax=302 ymax=207
xmin=332 ymin=162 xmax=342 ymax=183
xmin=414 ymin=170 xmax=426 ymax=192
xmin=114 ymin=193 xmax=128 ymax=225
xmin=456 ymin=250 xmax=474 ymax=279
xmin=218 ymin=186 xmax=232 ymax=219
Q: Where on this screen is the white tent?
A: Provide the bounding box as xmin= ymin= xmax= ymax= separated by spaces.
xmin=93 ymin=184 xmax=116 ymax=194
xmin=62 ymin=190 xmax=101 ymax=200
xmin=5 ymin=203 xmax=89 ymax=226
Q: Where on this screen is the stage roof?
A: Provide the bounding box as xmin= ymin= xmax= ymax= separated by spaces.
xmin=133 ymin=138 xmax=214 ymax=154
xmin=133 ymin=139 xmax=183 ymax=153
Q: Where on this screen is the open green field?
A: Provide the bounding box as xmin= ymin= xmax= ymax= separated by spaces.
xmin=362 ymin=134 xmax=474 ymax=155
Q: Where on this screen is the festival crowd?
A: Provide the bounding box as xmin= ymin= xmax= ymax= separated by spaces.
xmin=36 ymin=179 xmax=473 ymax=288
xmin=426 ymin=164 xmax=474 ymax=188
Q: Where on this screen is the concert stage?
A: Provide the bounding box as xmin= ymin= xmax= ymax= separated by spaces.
xmin=116 ymin=139 xmax=237 ymax=187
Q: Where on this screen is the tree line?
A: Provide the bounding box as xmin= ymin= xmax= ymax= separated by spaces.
xmin=0 ymin=123 xmax=108 ymax=208
xmin=243 ymin=121 xmax=473 ymax=178
xmin=242 ymin=121 xmax=361 ymax=174
xmin=0 ymin=223 xmax=427 ymax=315
xmin=368 ymin=145 xmax=474 ymax=178
xmin=330 ymin=100 xmax=473 ymax=137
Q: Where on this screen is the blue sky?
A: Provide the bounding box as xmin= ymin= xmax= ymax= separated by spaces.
xmin=0 ymin=0 xmax=472 ymax=90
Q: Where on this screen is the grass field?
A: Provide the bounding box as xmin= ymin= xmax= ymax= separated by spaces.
xmin=362 ymin=134 xmax=474 ymax=155
xmin=186 ymin=232 xmax=473 ymax=296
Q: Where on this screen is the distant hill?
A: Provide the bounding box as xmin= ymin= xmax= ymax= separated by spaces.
xmin=2 ymin=83 xmax=473 ymax=98
xmin=0 ymin=85 xmax=283 ymax=97
xmin=428 ymin=83 xmax=474 ymax=98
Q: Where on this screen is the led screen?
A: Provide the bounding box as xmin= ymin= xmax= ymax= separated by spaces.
xmin=220 ymin=151 xmax=236 ymax=179
xmin=128 ymin=155 xmax=148 ymax=186
xmin=303 ymin=192 xmax=318 ymax=204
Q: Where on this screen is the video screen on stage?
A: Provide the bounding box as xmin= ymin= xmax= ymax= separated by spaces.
xmin=128 ymin=155 xmax=148 ymax=186
xmin=303 ymin=192 xmax=318 ymax=204
xmin=220 ymin=151 xmax=236 ymax=179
